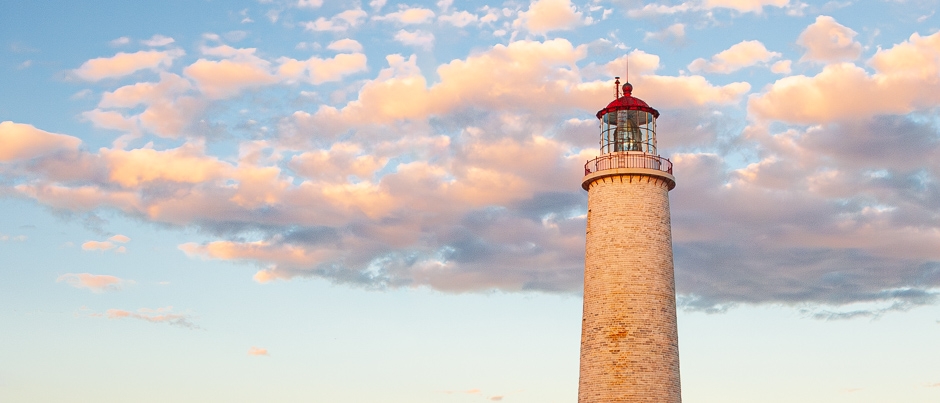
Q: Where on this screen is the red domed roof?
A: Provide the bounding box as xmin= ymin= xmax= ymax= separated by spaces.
xmin=595 ymin=83 xmax=659 ymax=119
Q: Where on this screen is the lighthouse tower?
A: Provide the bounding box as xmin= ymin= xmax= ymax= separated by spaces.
xmin=578 ymin=78 xmax=680 ymax=403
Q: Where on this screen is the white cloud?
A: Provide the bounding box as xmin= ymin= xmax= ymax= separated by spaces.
xmin=439 ymin=11 xmax=479 ymax=27
xmin=644 ymin=23 xmax=686 ymax=44
xmin=394 ymin=30 xmax=435 ymax=50
xmin=297 ymin=0 xmax=322 ymax=8
xmin=109 ymin=36 xmax=130 ymax=46
xmin=303 ymin=8 xmax=368 ymax=32
xmin=374 ymin=7 xmax=436 ymax=25
xmin=327 ymin=38 xmax=363 ymax=53
xmin=141 ymin=35 xmax=175 ymax=47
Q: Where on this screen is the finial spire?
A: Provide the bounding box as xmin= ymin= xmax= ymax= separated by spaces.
xmin=625 ymin=55 xmax=630 ymax=84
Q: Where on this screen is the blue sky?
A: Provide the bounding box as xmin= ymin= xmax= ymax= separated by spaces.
xmin=2 ymin=0 xmax=939 ymax=401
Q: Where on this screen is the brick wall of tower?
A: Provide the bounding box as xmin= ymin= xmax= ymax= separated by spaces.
xmin=578 ymin=173 xmax=681 ymax=403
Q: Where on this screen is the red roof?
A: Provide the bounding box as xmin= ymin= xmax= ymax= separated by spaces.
xmin=595 ymin=83 xmax=660 ymax=119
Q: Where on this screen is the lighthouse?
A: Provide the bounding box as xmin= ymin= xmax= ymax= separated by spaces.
xmin=578 ymin=78 xmax=681 ymax=402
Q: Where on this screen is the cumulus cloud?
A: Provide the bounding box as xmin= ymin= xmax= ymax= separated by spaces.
xmin=374 ymin=7 xmax=435 ymax=25
xmin=303 ymin=8 xmax=368 ymax=32
xmin=0 ymin=121 xmax=81 ymax=162
xmin=394 ymin=30 xmax=435 ymax=50
xmin=688 ymin=40 xmax=781 ymax=74
xmin=73 ymin=50 xmax=184 ymax=81
xmin=514 ymin=0 xmax=585 ymax=34
xmin=277 ymin=53 xmax=368 ymax=84
xmin=797 ymin=15 xmax=862 ymax=63
xmin=327 ymin=38 xmax=363 ymax=53
xmin=57 ymin=273 xmax=132 ymax=292
xmin=750 ymin=31 xmax=940 ymax=124
xmin=184 ymin=58 xmax=278 ymax=99
xmin=101 ymin=144 xmax=231 ymax=187
xmin=81 ymin=234 xmax=130 ymax=253
xmin=644 ymin=24 xmax=686 ymax=45
xmin=297 ymin=0 xmax=322 ymax=8
xmin=9 ymin=28 xmax=939 ymax=318
xmin=439 ymin=11 xmax=479 ymax=27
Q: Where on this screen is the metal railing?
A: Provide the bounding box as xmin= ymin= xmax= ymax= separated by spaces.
xmin=584 ymin=152 xmax=673 ymax=176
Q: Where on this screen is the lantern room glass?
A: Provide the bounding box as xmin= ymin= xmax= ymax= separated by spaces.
xmin=599 ymin=110 xmax=657 ymax=155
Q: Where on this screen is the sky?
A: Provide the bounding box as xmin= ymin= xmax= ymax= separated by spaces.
xmin=1 ymin=0 xmax=940 ymax=401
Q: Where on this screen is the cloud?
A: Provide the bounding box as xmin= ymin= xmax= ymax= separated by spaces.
xmin=247 ymin=346 xmax=270 ymax=356
xmin=277 ymin=53 xmax=368 ymax=84
xmin=102 ymin=307 xmax=198 ymax=329
xmin=703 ymin=0 xmax=789 ymax=13
xmin=644 ymin=23 xmax=686 ymax=45
xmin=797 ymin=15 xmax=862 ymax=63
xmin=101 ymin=143 xmax=231 ymax=187
xmin=81 ymin=237 xmax=128 ymax=253
xmin=770 ymin=59 xmax=792 ymax=74
xmin=440 ymin=11 xmax=478 ymax=27
xmin=0 ymin=234 xmax=28 ymax=242
xmin=374 ymin=7 xmax=435 ymax=25
xmin=73 ymin=50 xmax=184 ymax=81
xmin=326 ymin=38 xmax=363 ymax=53
xmin=629 ymin=0 xmax=787 ymax=17
xmin=110 ymin=36 xmax=130 ymax=46
xmin=296 ymin=0 xmax=322 ymax=8
xmin=141 ymin=35 xmax=175 ymax=47
xmin=750 ymin=31 xmax=940 ymax=124
xmin=184 ymin=58 xmax=278 ymax=99
xmin=303 ymin=8 xmax=368 ymax=32
xmin=109 ymin=234 xmax=131 ymax=243
xmin=0 ymin=121 xmax=82 ymax=162
xmin=394 ymin=30 xmax=435 ymax=50
xmin=514 ymin=0 xmax=585 ymax=34
xmin=57 ymin=273 xmax=131 ymax=292
xmin=688 ymin=40 xmax=781 ymax=74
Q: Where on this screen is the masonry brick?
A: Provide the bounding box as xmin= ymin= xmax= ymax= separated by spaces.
xmin=578 ymin=172 xmax=681 ymax=403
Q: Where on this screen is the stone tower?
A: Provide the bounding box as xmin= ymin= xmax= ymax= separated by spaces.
xmin=578 ymin=78 xmax=680 ymax=403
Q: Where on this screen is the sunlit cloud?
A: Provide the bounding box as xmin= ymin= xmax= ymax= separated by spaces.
xmin=99 ymin=306 xmax=199 ymax=329
xmin=57 ymin=273 xmax=133 ymax=293
xmin=72 ymin=49 xmax=184 ymax=81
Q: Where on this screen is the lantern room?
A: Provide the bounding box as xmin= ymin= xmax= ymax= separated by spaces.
xmin=595 ymin=78 xmax=660 ymax=155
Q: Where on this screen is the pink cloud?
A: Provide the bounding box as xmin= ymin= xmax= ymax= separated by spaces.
xmin=101 ymin=144 xmax=231 ymax=188
xmin=247 ymin=346 xmax=270 ymax=356
xmin=514 ymin=0 xmax=585 ymax=34
xmin=104 ymin=307 xmax=198 ymax=328
xmin=0 ymin=121 xmax=81 ymax=162
xmin=73 ymin=50 xmax=183 ymax=81
xmin=688 ymin=40 xmax=781 ymax=74
xmin=57 ymin=273 xmax=130 ymax=292
xmin=184 ymin=58 xmax=277 ymax=99
xmin=797 ymin=16 xmax=862 ymax=63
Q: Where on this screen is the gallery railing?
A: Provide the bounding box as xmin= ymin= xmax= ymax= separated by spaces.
xmin=584 ymin=152 xmax=673 ymax=176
